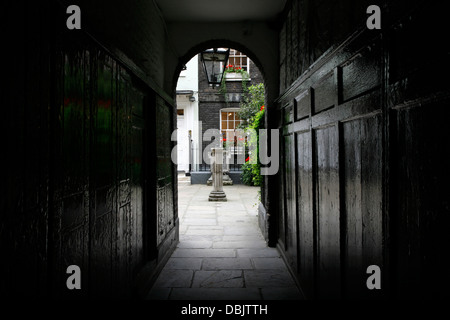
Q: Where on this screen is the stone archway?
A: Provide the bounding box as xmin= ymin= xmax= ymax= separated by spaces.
xmin=171 ymin=38 xmax=280 ymax=247
xmin=164 ymin=25 xmax=280 ymax=109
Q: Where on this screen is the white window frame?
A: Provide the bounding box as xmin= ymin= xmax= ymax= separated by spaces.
xmin=220 ymin=108 xmax=245 ymax=155
xmin=225 ymin=49 xmax=250 ymax=81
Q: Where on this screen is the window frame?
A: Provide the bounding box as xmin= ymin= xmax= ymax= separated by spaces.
xmin=224 ymin=49 xmax=250 ymax=81
xmin=220 ymin=108 xmax=245 ymax=155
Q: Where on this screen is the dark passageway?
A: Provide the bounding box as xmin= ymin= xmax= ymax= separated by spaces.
xmin=1 ymin=0 xmax=450 ymax=300
xmin=146 ymin=174 xmax=302 ymax=300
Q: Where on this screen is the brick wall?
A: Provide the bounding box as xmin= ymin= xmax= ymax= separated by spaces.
xmin=197 ymin=55 xmax=264 ymax=165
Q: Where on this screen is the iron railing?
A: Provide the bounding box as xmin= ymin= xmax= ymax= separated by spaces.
xmin=196 ymin=161 xmax=242 ymax=172
xmin=189 ymin=140 xmax=248 ymax=173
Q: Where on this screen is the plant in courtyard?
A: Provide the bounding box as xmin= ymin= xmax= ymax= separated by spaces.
xmin=241 ymin=162 xmax=254 ymax=185
xmin=241 ymin=104 xmax=265 ymax=186
xmin=218 ymin=65 xmax=250 ymax=104
xmin=238 ymin=83 xmax=265 ymax=128
xmin=217 ymin=65 xmax=265 ymax=187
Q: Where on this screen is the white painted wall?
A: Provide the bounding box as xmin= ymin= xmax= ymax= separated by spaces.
xmin=176 ymin=55 xmax=200 ymax=172
xmin=177 ymin=55 xmax=198 ymax=91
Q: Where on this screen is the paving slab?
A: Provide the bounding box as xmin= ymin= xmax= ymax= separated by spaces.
xmin=165 ymin=258 xmax=203 ymax=270
xmin=237 ymin=248 xmax=281 ymax=258
xmin=172 ymin=248 xmax=236 ymax=258
xmin=183 ymin=212 xmax=216 ymax=218
xmin=187 ymin=226 xmax=223 ymax=230
xmin=244 ymin=269 xmax=297 ymax=288
xmin=251 ymin=257 xmax=288 ymax=270
xmin=192 ymin=270 xmax=244 ymax=288
xmin=222 ymin=235 xmax=264 ymax=242
xmin=185 ymin=229 xmax=224 ymax=236
xmin=179 ymin=225 xmax=188 ymax=234
xmin=146 ymin=174 xmax=303 ymax=300
xmin=180 ymin=235 xmax=222 ymax=242
xmin=169 ymin=288 xmax=262 ymax=300
xmin=182 ymin=218 xmax=217 ymax=226
xmin=202 ymin=258 xmax=253 ymax=270
xmin=212 ymin=241 xmax=267 ymax=249
xmin=177 ymin=240 xmax=213 ymax=249
xmin=223 ymin=226 xmax=262 ymax=236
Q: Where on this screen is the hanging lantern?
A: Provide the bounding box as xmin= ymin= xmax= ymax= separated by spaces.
xmin=200 ymin=48 xmax=230 ymax=87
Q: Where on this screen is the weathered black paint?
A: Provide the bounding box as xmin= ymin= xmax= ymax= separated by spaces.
xmin=1 ymin=1 xmax=177 ymax=298
xmin=276 ymin=0 xmax=450 ymax=299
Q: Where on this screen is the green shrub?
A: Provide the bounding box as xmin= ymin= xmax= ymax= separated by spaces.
xmin=238 ymin=83 xmax=265 ymax=128
xmin=241 ymin=162 xmax=255 ymax=185
xmin=241 ymin=106 xmax=264 ymax=186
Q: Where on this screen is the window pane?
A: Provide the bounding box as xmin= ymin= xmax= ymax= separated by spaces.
xmin=234 ymin=113 xmax=240 ymax=120
xmin=227 ymin=112 xmax=234 ymax=120
xmin=228 ymin=121 xmax=235 ymax=129
xmin=234 ymin=57 xmax=240 ymax=68
xmin=221 ymin=112 xmax=227 ymax=120
xmin=222 ymin=121 xmax=227 ymax=130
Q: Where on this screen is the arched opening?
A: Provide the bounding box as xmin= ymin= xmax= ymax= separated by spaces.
xmin=172 ymin=40 xmax=269 ymax=95
xmin=145 ymin=45 xmax=301 ymax=300
xmin=174 ymin=44 xmax=265 ymax=226
xmin=172 ymin=41 xmax=275 ymax=243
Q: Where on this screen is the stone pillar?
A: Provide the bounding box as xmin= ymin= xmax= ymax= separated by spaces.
xmin=208 ymin=148 xmax=227 ymax=201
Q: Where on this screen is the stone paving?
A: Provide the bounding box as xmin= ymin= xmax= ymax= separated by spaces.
xmin=146 ymin=174 xmax=304 ymax=300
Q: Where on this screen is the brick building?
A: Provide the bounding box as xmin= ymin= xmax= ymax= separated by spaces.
xmin=191 ymin=50 xmax=264 ymax=184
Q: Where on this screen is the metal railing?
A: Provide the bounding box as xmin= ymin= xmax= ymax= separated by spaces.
xmin=188 ymin=140 xmax=248 ymax=173
xmin=197 ymin=160 xmax=243 ymax=172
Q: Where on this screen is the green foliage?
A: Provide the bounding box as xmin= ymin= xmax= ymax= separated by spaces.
xmin=238 ymin=83 xmax=265 ymax=128
xmin=218 ymin=65 xmax=249 ymax=105
xmin=241 ymin=107 xmax=265 ymax=186
xmin=241 ymin=162 xmax=255 ymax=185
xmin=217 ymin=67 xmax=265 ymax=187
